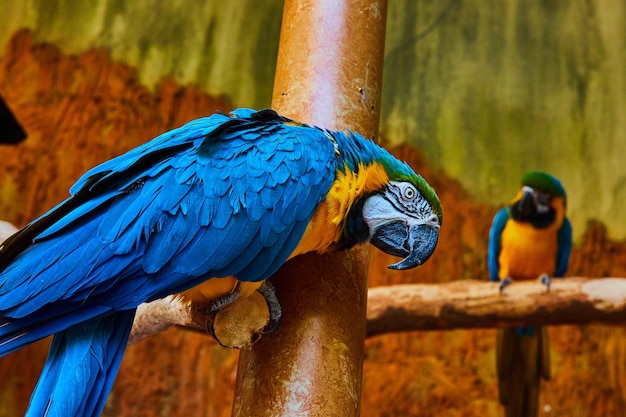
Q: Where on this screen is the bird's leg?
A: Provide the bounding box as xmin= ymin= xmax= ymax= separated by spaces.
xmin=208 ymin=287 xmax=242 ymax=312
xmin=539 ymin=273 xmax=551 ymax=293
xmin=499 ymin=277 xmax=513 ymax=293
xmin=257 ymin=281 xmax=282 ymax=334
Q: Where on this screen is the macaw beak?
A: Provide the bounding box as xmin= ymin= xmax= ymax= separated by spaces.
xmin=519 ymin=188 xmax=536 ymax=217
xmin=369 ymin=221 xmax=439 ymax=270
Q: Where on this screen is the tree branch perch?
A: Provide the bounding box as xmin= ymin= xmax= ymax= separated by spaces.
xmin=128 ymin=277 xmax=626 ymax=344
xmin=365 ymin=278 xmax=626 ymax=337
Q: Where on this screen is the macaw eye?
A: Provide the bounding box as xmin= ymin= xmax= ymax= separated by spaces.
xmin=402 ymin=185 xmax=417 ymax=201
xmin=537 ymin=192 xmax=550 ymax=205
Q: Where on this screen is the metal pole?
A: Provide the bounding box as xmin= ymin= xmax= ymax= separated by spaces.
xmin=232 ymin=0 xmax=388 ymax=416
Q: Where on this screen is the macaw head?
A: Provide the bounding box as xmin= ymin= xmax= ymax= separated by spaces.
xmin=332 ymin=141 xmax=442 ymax=270
xmin=362 ymin=173 xmax=441 ymax=270
xmin=307 ymin=128 xmax=442 ymax=271
xmin=509 ymin=171 xmax=567 ymax=228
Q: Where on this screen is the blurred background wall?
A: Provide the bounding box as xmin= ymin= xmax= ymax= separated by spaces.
xmin=1 ymin=1 xmax=625 ymax=416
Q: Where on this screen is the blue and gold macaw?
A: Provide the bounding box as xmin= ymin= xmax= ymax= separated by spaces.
xmin=488 ymin=171 xmax=572 ymax=417
xmin=0 ymin=108 xmax=441 ymax=416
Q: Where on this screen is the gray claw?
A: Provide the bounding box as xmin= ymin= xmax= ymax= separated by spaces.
xmin=539 ymin=273 xmax=551 ymax=292
xmin=499 ymin=277 xmax=512 ymax=293
xmin=257 ymin=281 xmax=282 ymax=334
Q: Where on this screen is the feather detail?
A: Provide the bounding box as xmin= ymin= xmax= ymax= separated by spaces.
xmin=26 ymin=311 xmax=135 ymax=417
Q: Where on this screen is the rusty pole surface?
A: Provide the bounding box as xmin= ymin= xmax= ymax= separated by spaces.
xmin=232 ymin=0 xmax=388 ymax=416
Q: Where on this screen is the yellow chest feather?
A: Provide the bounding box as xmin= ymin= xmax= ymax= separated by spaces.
xmin=498 ymin=220 xmax=560 ymax=280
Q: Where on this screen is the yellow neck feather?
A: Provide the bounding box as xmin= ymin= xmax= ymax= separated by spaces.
xmin=289 ymin=162 xmax=389 ymax=258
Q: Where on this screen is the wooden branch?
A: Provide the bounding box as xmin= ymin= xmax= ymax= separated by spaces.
xmin=130 ymin=292 xmax=270 ymax=347
xmin=0 ymin=221 xmax=17 ymax=242
xmin=365 ymin=278 xmax=626 ymax=337
xmin=129 ymin=277 xmax=626 ymax=344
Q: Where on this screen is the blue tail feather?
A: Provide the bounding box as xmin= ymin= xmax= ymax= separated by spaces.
xmin=26 ymin=310 xmax=136 ymax=417
xmin=0 ymin=303 xmax=113 ymax=357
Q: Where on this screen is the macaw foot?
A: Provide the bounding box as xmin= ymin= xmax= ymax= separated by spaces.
xmin=205 ymin=281 xmax=281 ymax=346
xmin=257 ymin=281 xmax=282 ymax=334
xmin=539 ymin=273 xmax=551 ymax=292
xmin=499 ymin=277 xmax=512 ymax=293
xmin=205 ymin=288 xmax=243 ymax=344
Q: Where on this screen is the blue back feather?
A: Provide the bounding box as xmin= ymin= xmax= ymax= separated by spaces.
xmin=556 ymin=217 xmax=572 ymax=277
xmin=0 ymin=108 xmax=344 ymax=352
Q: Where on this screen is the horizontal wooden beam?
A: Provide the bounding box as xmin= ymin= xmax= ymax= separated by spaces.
xmin=128 ymin=277 xmax=626 ymax=345
xmin=365 ymin=277 xmax=626 ymax=337
xmin=0 ymin=221 xmax=17 ymax=242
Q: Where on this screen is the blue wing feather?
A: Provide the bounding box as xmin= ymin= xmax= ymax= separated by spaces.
xmin=203 ymin=213 xmax=262 ymax=272
xmin=26 ymin=311 xmax=135 ymax=417
xmin=227 ymin=219 xmax=307 ymax=282
xmin=555 ymin=217 xmax=572 ymax=277
xmin=488 ymin=208 xmax=509 ymax=282
xmin=0 ymin=109 xmax=337 ymax=353
xmin=142 ymin=206 xmax=201 ymax=273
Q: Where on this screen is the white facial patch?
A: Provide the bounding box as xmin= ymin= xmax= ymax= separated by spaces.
xmin=362 ymin=194 xmax=403 ymax=232
xmin=362 ymin=181 xmax=439 ymax=235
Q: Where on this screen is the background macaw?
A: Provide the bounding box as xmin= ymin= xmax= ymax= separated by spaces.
xmin=488 ymin=171 xmax=572 ymax=417
xmin=0 ymin=108 xmax=441 ymax=417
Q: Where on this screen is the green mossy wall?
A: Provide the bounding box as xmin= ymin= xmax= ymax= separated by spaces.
xmin=2 ymin=0 xmax=284 ymax=110
xmin=381 ymin=0 xmax=626 ymax=240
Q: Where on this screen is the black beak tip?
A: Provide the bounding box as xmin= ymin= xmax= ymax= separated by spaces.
xmin=387 ymin=257 xmax=422 ymax=271
xmin=386 ymin=231 xmax=437 ymax=270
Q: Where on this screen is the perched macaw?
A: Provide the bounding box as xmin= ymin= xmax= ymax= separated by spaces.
xmin=488 ymin=171 xmax=572 ymax=417
xmin=0 ymin=108 xmax=442 ymax=416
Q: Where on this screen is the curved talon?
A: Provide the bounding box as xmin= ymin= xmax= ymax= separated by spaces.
xmin=257 ymin=281 xmax=282 ymax=334
xmin=261 ymin=319 xmax=280 ymax=335
xmin=204 ymin=310 xmax=219 ymax=340
xmin=539 ymin=273 xmax=551 ymax=292
xmin=499 ymin=277 xmax=512 ymax=293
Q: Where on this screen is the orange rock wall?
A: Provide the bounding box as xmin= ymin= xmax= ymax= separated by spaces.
xmin=1 ymin=31 xmax=626 ymax=417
